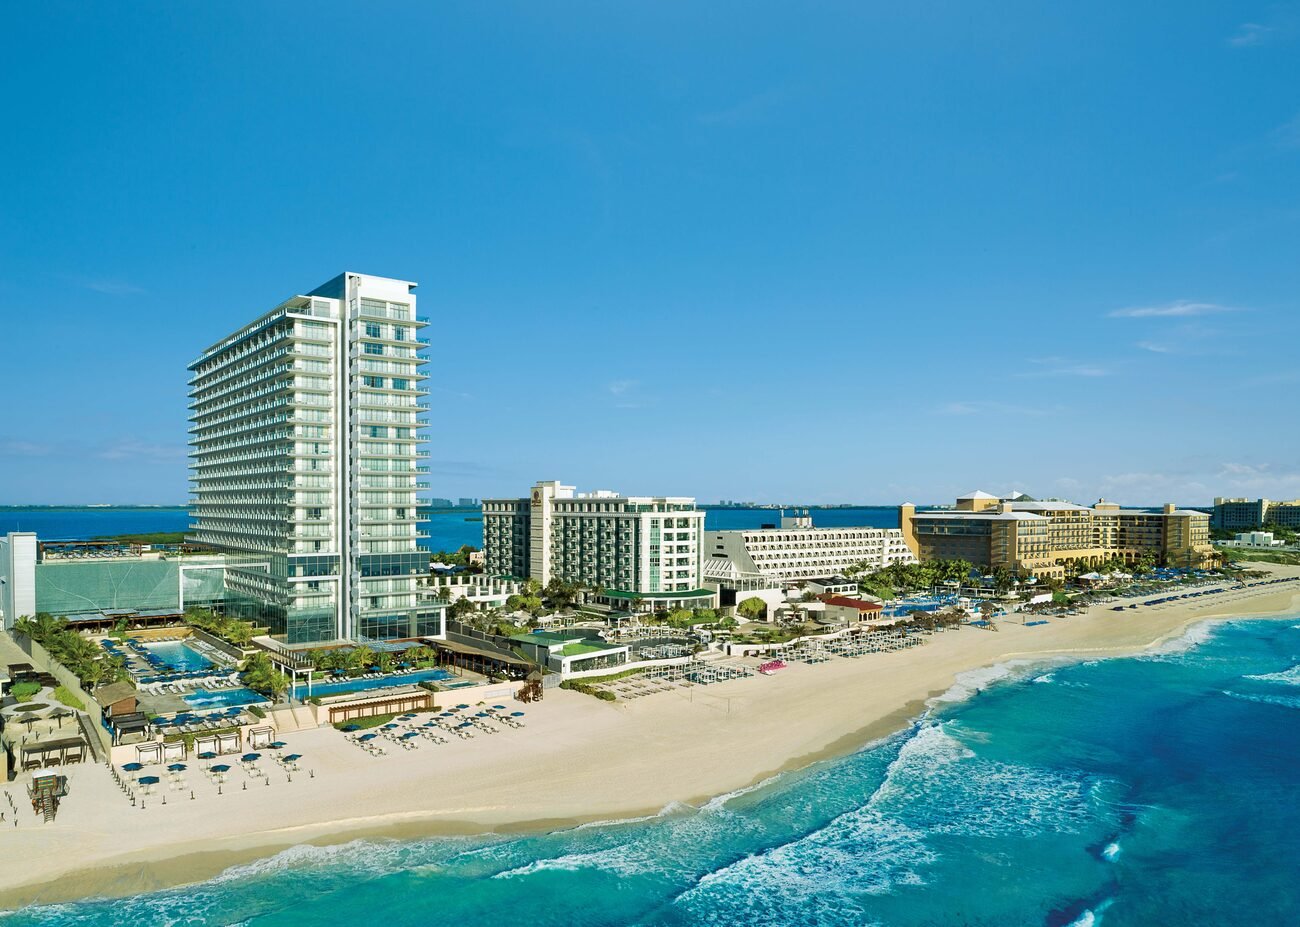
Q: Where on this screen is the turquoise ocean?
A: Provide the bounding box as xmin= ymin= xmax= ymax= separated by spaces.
xmin=6 ymin=616 xmax=1300 ymax=925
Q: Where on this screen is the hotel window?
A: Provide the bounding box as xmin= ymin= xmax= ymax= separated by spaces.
xmin=364 ymin=342 xmax=384 ymax=355
xmin=392 ymin=378 xmax=409 ymax=390
xmin=365 ymin=322 xmax=382 ymax=338
xmin=393 ymin=326 xmax=408 ymax=341
xmin=363 ymin=376 xmax=384 ymax=388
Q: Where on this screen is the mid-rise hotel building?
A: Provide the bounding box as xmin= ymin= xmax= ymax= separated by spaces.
xmin=899 ymin=491 xmax=1217 ymax=580
xmin=1211 ymin=497 xmax=1300 ymax=531
xmin=705 ymin=510 xmax=916 ymax=583
xmin=483 ymin=480 xmax=715 ymax=610
xmin=188 ymin=272 xmax=443 ymax=645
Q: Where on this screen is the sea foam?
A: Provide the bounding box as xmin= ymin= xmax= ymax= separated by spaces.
xmin=1244 ymin=664 xmax=1300 ymax=686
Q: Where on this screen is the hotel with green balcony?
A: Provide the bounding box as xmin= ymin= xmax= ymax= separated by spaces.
xmin=187 ymin=272 xmax=444 ymax=645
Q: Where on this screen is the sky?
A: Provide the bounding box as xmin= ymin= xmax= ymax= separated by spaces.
xmin=1 ymin=2 xmax=1298 ymax=506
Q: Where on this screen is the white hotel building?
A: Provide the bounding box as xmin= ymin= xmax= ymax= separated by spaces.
xmin=705 ymin=511 xmax=916 ymax=583
xmin=483 ymin=480 xmax=716 ymax=610
xmin=188 ymin=272 xmax=443 ymax=645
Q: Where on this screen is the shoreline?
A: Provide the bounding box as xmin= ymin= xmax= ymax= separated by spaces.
xmin=3 ymin=566 xmax=1299 ymax=911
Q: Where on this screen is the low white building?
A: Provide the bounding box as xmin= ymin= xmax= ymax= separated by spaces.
xmin=423 ymin=573 xmax=525 ymax=611
xmin=705 ymin=511 xmax=915 ymax=583
xmin=1218 ymin=531 xmax=1285 ymax=549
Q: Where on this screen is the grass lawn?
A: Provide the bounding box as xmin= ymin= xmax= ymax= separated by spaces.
xmin=53 ymin=685 xmax=85 ymax=710
xmin=1220 ymin=548 xmax=1300 ymax=567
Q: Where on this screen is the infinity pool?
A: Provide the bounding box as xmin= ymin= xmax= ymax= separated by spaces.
xmin=142 ymin=640 xmax=214 ymax=671
xmin=183 ymin=687 xmax=268 ymax=709
xmin=293 ymin=668 xmax=456 ymax=699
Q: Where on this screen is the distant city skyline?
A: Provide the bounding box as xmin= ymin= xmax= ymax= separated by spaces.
xmin=2 ymin=3 xmax=1298 ymax=506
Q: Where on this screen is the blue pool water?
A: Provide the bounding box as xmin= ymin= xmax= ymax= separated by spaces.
xmin=293 ymin=668 xmax=456 ymax=699
xmin=141 ymin=640 xmax=214 ymax=672
xmin=10 ymin=616 xmax=1300 ymax=926
xmin=182 ymin=687 xmax=268 ymax=710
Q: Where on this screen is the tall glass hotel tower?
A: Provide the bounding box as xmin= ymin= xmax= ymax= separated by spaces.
xmin=187 ymin=272 xmax=442 ymax=645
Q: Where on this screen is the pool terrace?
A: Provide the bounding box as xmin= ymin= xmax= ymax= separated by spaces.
xmin=100 ymin=634 xmax=238 ymax=689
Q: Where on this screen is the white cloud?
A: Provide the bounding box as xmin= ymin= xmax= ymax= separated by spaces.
xmin=82 ymin=279 xmax=145 ymax=296
xmin=0 ymin=439 xmax=53 ymax=457
xmin=697 ymin=88 xmax=792 ymax=127
xmin=1213 ymin=462 xmax=1300 ymax=494
xmin=1227 ymin=7 xmax=1298 ymax=48
xmin=1228 ymin=21 xmax=1274 ymax=46
xmin=1108 ymin=300 xmax=1239 ymax=319
xmin=935 ymin=400 xmax=1056 ymax=417
xmin=1020 ymin=356 xmax=1110 ymax=378
xmin=1135 ymin=340 xmax=1175 ymax=353
xmin=1270 ymin=112 xmax=1300 ymax=149
xmin=607 ymin=379 xmax=636 ymax=396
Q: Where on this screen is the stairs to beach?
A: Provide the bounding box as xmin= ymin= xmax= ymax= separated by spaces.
xmin=268 ymin=703 xmax=320 ymax=733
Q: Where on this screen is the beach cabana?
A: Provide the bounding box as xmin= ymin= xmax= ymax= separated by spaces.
xmin=17 ymin=737 xmax=86 ymax=771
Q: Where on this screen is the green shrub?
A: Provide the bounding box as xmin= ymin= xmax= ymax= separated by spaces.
xmin=247 ymin=705 xmax=266 ymax=718
xmin=11 ymin=680 xmax=41 ymax=702
xmin=53 ymin=686 xmax=85 ymax=710
xmin=332 ymin=713 xmax=394 ymax=731
xmin=560 ymin=679 xmax=618 ymax=701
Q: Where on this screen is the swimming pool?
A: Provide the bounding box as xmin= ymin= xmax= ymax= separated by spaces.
xmin=142 ymin=640 xmax=214 ymax=672
xmin=293 ymin=668 xmax=456 ymax=699
xmin=183 ymin=687 xmax=268 ymax=710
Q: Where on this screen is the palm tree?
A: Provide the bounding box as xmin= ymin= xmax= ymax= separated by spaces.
xmin=349 ymin=645 xmax=376 ymax=673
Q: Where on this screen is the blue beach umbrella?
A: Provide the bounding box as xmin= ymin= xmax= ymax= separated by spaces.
xmin=168 ymin=763 xmax=187 ymax=771
xmin=268 ymin=741 xmax=286 ymax=749
xmin=198 ymin=752 xmax=217 ymax=760
xmin=123 ymin=762 xmax=143 ymax=771
xmin=341 ymin=724 xmax=361 ymax=732
xmin=511 ymin=712 xmax=524 ymax=717
xmin=211 ymin=764 xmax=231 ymax=773
xmin=138 ymin=776 xmax=160 ymax=785
xmin=284 ymin=754 xmax=302 ymax=762
xmin=358 ymin=733 xmax=377 ymax=741
xmin=241 ymin=753 xmax=261 ymax=762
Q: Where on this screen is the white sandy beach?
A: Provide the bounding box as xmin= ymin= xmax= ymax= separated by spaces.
xmin=2 ymin=563 xmax=1298 ymax=908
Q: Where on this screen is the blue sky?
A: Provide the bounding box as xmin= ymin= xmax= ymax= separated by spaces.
xmin=1 ymin=2 xmax=1298 ymax=506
